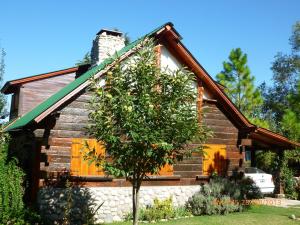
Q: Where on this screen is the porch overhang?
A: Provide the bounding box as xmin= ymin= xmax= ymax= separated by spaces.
xmin=248 ymin=127 xmax=300 ymax=150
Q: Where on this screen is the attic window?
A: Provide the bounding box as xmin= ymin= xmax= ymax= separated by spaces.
xmin=10 ymin=91 xmax=19 ymax=119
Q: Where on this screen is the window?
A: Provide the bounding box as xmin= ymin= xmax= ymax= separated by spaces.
xmin=10 ymin=91 xmax=19 ymax=119
xmin=245 ymin=150 xmax=251 ymax=161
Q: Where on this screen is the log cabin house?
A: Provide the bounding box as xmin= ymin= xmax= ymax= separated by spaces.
xmin=2 ymin=22 xmax=300 ymax=222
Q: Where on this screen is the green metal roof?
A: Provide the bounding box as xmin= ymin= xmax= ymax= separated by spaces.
xmin=4 ymin=23 xmax=172 ymax=132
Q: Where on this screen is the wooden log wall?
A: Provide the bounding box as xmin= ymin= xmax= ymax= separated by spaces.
xmin=35 ymin=87 xmax=244 ymax=185
xmin=202 ymin=101 xmax=244 ymax=175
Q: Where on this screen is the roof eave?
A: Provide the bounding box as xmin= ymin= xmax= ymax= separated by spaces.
xmin=1 ymin=66 xmax=81 ymax=94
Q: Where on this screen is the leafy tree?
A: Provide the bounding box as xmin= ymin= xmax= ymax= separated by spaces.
xmin=290 ymin=21 xmax=300 ymax=52
xmin=86 ymin=39 xmax=210 ymax=225
xmin=0 ymin=48 xmax=7 ymax=120
xmin=0 ymin=134 xmax=24 ymax=223
xmin=260 ymin=21 xmax=300 ymax=132
xmin=282 ymin=80 xmax=300 ymax=142
xmin=216 ymin=48 xmax=266 ymax=127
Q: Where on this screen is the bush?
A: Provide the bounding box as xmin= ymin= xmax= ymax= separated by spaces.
xmin=295 ymin=178 xmax=300 ymax=200
xmin=0 ymin=134 xmax=41 ymax=224
xmin=281 ymin=161 xmax=298 ymax=199
xmin=186 ymin=176 xmax=262 ymax=216
xmin=0 ymin=136 xmax=24 ymax=223
xmin=140 ymin=197 xmax=176 ymax=221
xmin=125 ymin=197 xmax=191 ymax=222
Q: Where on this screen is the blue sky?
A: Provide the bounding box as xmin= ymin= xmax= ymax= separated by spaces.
xmin=0 ymin=0 xmax=299 ymax=87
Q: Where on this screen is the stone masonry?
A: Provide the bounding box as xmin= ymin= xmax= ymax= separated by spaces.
xmin=38 ymin=185 xmax=200 ymax=224
xmin=91 ymin=29 xmax=125 ymax=66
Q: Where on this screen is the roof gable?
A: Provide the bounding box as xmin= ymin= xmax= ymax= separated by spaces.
xmin=3 ymin=22 xmax=299 ymax=149
xmin=3 ymin=22 xmax=172 ymax=132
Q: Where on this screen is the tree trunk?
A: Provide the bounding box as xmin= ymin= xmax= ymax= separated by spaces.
xmin=132 ymin=179 xmax=141 ymax=225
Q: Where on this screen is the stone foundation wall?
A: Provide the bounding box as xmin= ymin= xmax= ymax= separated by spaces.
xmin=38 ymin=185 xmax=200 ymax=224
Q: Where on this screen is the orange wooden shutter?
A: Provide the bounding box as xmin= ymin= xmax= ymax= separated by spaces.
xmin=70 ymin=138 xmax=105 ymax=176
xmin=202 ymin=144 xmax=226 ymax=175
xmin=159 ymin=164 xmax=173 ymax=176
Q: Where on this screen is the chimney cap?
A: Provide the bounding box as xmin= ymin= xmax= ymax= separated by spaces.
xmin=96 ymin=29 xmax=123 ymax=36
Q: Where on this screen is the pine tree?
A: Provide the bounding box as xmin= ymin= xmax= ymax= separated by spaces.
xmin=282 ymin=80 xmax=300 ymax=142
xmin=216 ymin=48 xmax=266 ymax=127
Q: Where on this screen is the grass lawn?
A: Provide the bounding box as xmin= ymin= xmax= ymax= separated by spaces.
xmin=110 ymin=205 xmax=300 ymax=225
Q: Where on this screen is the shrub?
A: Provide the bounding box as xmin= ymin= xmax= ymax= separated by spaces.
xmin=140 ymin=197 xmax=176 ymax=221
xmin=186 ymin=176 xmax=262 ymax=216
xmin=281 ymin=161 xmax=298 ymax=199
xmin=0 ymin=136 xmax=25 ymax=223
xmin=0 ymin=134 xmax=41 ymax=224
xmin=295 ymin=178 xmax=300 ymax=200
xmin=124 ymin=197 xmax=191 ymax=222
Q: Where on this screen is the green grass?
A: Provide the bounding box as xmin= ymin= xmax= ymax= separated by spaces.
xmin=110 ymin=205 xmax=300 ymax=225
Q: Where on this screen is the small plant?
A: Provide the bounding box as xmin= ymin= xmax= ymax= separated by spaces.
xmin=124 ymin=197 xmax=191 ymax=222
xmin=174 ymin=206 xmax=192 ymax=218
xmin=140 ymin=197 xmax=175 ymax=221
xmin=0 ymin=133 xmax=41 ymax=225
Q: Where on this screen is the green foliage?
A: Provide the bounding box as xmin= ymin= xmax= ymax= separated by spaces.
xmin=140 ymin=197 xmax=176 ymax=221
xmin=256 ymin=150 xmax=300 ymax=199
xmin=186 ymin=177 xmax=262 ymax=216
xmin=0 ymin=134 xmax=25 ymax=224
xmin=282 ymin=80 xmax=300 ymax=142
xmin=216 ymin=48 xmax=266 ymax=128
xmin=290 ymin=21 xmax=300 ymax=52
xmin=260 ymin=21 xmax=300 ymax=132
xmin=124 ymin=197 xmax=191 ymax=222
xmin=86 ymin=38 xmax=210 ymax=224
xmin=295 ymin=178 xmax=300 ymax=200
xmin=0 ymin=48 xmax=7 ymax=120
xmin=88 ymin=38 xmax=209 ymax=177
xmin=255 ymin=151 xmax=277 ymax=174
xmin=280 ymin=160 xmax=298 ymax=199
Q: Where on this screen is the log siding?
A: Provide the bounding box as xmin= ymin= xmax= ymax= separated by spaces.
xmin=36 ymin=87 xmax=243 ymax=185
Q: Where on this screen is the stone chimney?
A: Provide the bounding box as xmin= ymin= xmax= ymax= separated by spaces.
xmin=91 ymin=29 xmax=125 ymax=66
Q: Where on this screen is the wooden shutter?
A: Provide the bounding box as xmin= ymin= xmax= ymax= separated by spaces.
xmin=202 ymin=144 xmax=227 ymax=175
xmin=159 ymin=164 xmax=173 ymax=176
xmin=70 ymin=138 xmax=105 ymax=176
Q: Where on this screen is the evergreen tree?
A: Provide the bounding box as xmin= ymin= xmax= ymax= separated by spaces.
xmin=282 ymin=80 xmax=300 ymax=142
xmin=216 ymin=48 xmax=266 ymax=127
xmin=261 ymin=21 xmax=300 ymax=132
